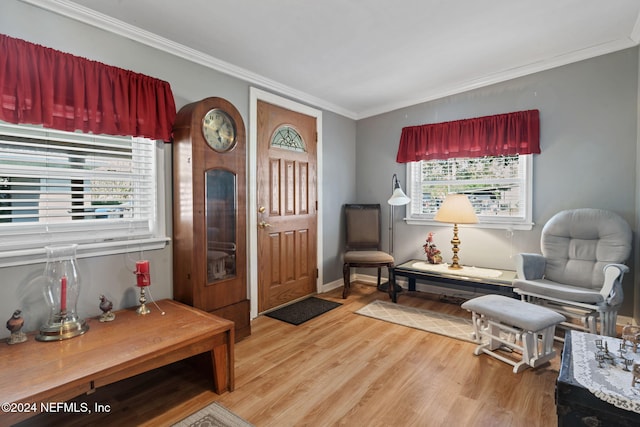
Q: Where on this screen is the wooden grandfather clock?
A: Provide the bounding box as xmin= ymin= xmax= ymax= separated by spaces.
xmin=172 ymin=97 xmax=250 ymax=341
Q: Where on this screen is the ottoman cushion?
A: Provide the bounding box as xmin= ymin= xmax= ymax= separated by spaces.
xmin=461 ymin=294 xmax=565 ymax=331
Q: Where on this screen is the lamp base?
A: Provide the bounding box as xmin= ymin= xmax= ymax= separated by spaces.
xmin=36 ymin=318 xmax=89 ymax=341
xmin=136 ymin=286 xmax=151 ymax=315
xmin=136 ymin=303 xmax=151 ymax=315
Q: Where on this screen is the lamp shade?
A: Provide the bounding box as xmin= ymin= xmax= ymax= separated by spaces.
xmin=434 ymin=194 xmax=478 ymax=224
xmin=388 ymin=175 xmax=411 ymax=206
xmin=388 ymin=187 xmax=411 ymax=206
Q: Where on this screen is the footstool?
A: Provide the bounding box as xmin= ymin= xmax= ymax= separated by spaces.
xmin=461 ymin=294 xmax=565 ymax=373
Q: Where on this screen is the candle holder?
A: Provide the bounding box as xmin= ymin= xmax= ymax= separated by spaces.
xmin=135 ymin=260 xmax=151 ymax=315
xmin=37 ymin=244 xmax=89 ymax=341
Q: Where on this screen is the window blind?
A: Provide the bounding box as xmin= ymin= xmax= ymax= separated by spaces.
xmin=409 ymin=155 xmax=529 ymax=222
xmin=0 ymin=122 xmax=157 ymax=251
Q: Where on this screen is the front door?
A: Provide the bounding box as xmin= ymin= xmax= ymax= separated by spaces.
xmin=257 ymin=100 xmax=317 ymax=312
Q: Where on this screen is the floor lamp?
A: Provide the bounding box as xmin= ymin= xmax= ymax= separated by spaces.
xmin=388 ymin=174 xmax=411 ymax=254
xmin=379 ymin=174 xmax=411 ymax=292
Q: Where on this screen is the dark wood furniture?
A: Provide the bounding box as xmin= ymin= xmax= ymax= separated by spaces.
xmin=392 ymin=259 xmax=517 ymax=301
xmin=172 ymin=97 xmax=250 ymax=341
xmin=0 ymin=299 xmax=234 ymax=426
xmin=556 ymin=331 xmax=640 ymax=426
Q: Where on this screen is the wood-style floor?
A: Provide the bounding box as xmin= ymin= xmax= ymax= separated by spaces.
xmin=16 ymin=283 xmax=562 ymax=427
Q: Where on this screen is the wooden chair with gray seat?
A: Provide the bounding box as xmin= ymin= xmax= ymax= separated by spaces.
xmin=342 ymin=204 xmax=397 ymax=301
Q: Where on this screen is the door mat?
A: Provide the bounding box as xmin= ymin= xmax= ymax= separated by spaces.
xmin=265 ymin=297 xmax=342 ymax=325
xmin=173 ymin=402 xmax=254 ymax=427
xmin=355 ymin=299 xmax=477 ymax=343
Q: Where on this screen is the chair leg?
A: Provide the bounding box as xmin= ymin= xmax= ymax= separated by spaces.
xmin=376 ymin=268 xmax=382 ymax=288
xmin=342 ymin=263 xmax=350 ymax=299
xmin=600 ymin=310 xmax=618 ymax=337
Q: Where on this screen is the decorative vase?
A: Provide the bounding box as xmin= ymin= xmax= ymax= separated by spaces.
xmin=36 ymin=244 xmax=89 ymax=341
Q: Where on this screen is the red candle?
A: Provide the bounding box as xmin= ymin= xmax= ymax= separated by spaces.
xmin=60 ymin=276 xmax=67 ymax=312
xmin=135 ymin=260 xmax=151 ymax=287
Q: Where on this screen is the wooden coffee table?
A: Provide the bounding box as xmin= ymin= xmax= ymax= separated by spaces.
xmin=0 ymin=299 xmax=234 ymax=425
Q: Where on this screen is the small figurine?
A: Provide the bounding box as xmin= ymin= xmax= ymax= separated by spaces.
xmin=423 ymin=232 xmax=442 ymax=264
xmin=99 ymin=295 xmax=115 ymax=322
xmin=6 ymin=309 xmax=27 ymax=344
xmin=633 ymin=363 xmax=640 ymax=387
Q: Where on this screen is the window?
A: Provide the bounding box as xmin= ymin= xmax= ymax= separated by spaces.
xmin=405 ymin=154 xmax=533 ymax=230
xmin=271 ymin=125 xmax=306 ymax=152
xmin=0 ymin=122 xmax=168 ymax=266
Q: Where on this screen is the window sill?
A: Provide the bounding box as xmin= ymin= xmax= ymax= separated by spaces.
xmin=405 ymin=218 xmax=534 ymax=231
xmin=0 ymin=237 xmax=171 ymax=268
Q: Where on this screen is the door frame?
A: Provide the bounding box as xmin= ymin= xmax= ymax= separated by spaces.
xmin=249 ymin=87 xmax=323 ymax=319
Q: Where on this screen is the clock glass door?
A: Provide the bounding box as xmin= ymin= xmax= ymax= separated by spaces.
xmin=205 ymin=169 xmax=237 ymax=283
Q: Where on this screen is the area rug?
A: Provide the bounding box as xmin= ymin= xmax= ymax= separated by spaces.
xmin=172 ymin=402 xmax=254 ymax=427
xmin=265 ymin=296 xmax=342 ymax=325
xmin=355 ymin=300 xmax=477 ymax=343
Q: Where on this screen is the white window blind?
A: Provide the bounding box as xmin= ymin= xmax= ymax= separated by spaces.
xmin=406 ymin=155 xmax=533 ymax=229
xmin=0 ymin=122 xmax=167 ymax=264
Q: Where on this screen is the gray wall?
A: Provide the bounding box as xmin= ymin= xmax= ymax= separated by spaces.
xmin=356 ymin=48 xmax=639 ymax=317
xmin=1 ymin=0 xmax=638 ymax=338
xmin=0 ymin=0 xmax=356 ymax=338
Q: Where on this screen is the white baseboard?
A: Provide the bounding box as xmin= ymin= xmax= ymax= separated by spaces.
xmin=321 ymin=274 xmax=638 ymax=326
xmin=617 ymin=315 xmax=637 ymax=326
xmin=320 ymin=277 xmax=344 ymax=293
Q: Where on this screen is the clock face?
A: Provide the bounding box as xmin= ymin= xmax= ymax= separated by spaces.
xmin=202 ymin=109 xmax=237 ymax=152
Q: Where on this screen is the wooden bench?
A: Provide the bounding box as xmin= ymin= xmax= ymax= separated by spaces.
xmin=0 ymin=299 xmax=234 ymax=425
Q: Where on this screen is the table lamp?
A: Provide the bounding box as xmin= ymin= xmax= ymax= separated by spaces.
xmin=434 ymin=194 xmax=478 ymax=270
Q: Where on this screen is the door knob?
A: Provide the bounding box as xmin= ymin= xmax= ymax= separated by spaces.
xmin=258 ymin=220 xmax=272 ymax=229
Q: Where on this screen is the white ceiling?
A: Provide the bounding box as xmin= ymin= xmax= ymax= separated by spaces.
xmin=27 ymin=0 xmax=640 ymax=119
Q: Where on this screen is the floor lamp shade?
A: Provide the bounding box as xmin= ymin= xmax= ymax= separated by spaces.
xmin=434 ymin=194 xmax=478 ymax=269
xmin=388 ymin=180 xmax=411 ymax=206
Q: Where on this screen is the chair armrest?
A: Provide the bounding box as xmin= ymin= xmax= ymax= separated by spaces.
xmin=515 ymin=253 xmax=546 ymax=280
xmin=601 ymin=263 xmax=629 ymax=306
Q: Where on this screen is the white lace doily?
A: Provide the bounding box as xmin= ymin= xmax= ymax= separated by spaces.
xmin=570 ymin=330 xmax=640 ymax=413
xmin=410 ymin=261 xmax=503 ymax=279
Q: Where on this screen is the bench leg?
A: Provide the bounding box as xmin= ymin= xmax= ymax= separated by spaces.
xmin=468 ymin=314 xmax=560 ymax=373
xmin=526 ymin=326 xmax=558 ymax=369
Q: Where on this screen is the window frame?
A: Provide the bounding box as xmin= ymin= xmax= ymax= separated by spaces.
xmin=0 ymin=124 xmax=169 ymax=267
xmin=403 ymin=154 xmax=534 ymax=230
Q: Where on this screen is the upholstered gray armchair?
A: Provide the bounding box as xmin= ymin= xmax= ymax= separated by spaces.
xmin=513 ymin=208 xmax=632 ymax=337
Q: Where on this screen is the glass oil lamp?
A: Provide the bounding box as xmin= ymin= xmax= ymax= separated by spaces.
xmin=36 ymin=244 xmax=89 ymax=341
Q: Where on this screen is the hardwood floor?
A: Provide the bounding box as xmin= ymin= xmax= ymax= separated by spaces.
xmin=16 ymin=283 xmax=562 ymax=427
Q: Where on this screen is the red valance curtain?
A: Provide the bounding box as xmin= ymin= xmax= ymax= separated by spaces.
xmin=0 ymin=34 xmax=176 ymax=142
xmin=396 ymin=109 xmax=540 ymax=163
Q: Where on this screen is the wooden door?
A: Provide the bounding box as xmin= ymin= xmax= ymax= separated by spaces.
xmin=257 ymin=101 xmax=317 ymax=312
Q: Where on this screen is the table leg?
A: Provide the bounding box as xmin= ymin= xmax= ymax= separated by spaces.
xmin=211 ymin=328 xmax=235 ymax=393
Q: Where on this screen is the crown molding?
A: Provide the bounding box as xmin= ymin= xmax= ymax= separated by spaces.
xmin=357 ymin=37 xmax=639 ymax=119
xmin=20 ymin=0 xmax=358 ymax=120
xmin=18 ymin=0 xmax=640 ymax=121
